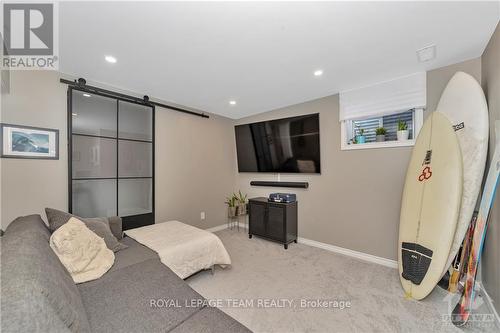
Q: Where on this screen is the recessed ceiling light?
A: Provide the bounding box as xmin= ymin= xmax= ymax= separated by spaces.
xmin=417 ymin=45 xmax=436 ymax=62
xmin=229 ymin=100 xmax=237 ymax=106
xmin=105 ymin=55 xmax=117 ymax=63
xmin=83 ymin=93 xmax=91 ymax=97
xmin=314 ymin=70 xmax=323 ymax=77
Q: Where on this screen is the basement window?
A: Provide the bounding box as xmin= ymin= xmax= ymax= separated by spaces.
xmin=340 ymin=109 xmax=423 ymax=150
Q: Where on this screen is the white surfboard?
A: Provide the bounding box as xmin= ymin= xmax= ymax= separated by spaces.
xmin=436 ymin=72 xmax=489 ymax=277
xmin=399 ymin=111 xmax=462 ymax=300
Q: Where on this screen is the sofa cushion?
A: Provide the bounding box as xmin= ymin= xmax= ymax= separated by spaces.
xmin=45 ymin=208 xmax=128 ymax=252
xmin=77 ymin=259 xmax=204 ymax=332
xmin=107 ymin=236 xmax=158 ymax=273
xmin=170 ymin=306 xmax=252 ymax=333
xmin=1 ymin=215 xmax=91 ymax=332
xmin=5 ymin=214 xmax=51 ymax=240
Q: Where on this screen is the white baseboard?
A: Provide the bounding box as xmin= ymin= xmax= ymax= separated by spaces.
xmin=478 ymin=282 xmax=500 ymax=327
xmin=206 ymin=222 xmax=248 ymax=232
xmin=207 ymin=223 xmax=397 ymax=269
xmin=205 ymin=224 xmax=230 ymax=233
xmin=297 ymin=236 xmax=398 ymax=269
xmin=237 ymin=222 xmax=248 ymax=229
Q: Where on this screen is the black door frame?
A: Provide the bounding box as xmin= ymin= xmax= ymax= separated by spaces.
xmin=67 ymin=86 xmax=155 ymax=230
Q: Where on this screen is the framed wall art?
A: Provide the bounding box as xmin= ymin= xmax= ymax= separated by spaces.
xmin=1 ymin=123 xmax=59 ymax=159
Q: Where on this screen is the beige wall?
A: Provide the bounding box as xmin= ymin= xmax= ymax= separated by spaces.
xmin=1 ymin=71 xmax=68 ymax=229
xmin=0 ymin=58 xmax=485 ymax=261
xmin=235 ymin=58 xmax=481 ymax=261
xmin=0 ymin=70 xmax=236 ymax=231
xmin=155 ymin=106 xmax=236 ymax=229
xmin=481 ymin=22 xmax=500 ymax=314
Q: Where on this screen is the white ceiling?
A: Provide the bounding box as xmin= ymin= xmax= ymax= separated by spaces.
xmin=59 ymin=1 xmax=500 ymax=119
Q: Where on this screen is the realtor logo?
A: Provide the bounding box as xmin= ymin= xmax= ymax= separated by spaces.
xmin=1 ymin=2 xmax=58 ymax=69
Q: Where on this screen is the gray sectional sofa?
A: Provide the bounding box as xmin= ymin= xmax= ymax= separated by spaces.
xmin=1 ymin=214 xmax=251 ymax=333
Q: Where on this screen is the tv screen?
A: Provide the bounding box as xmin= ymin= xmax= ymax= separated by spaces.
xmin=235 ymin=113 xmax=320 ymax=173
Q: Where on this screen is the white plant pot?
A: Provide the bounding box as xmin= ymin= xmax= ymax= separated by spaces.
xmin=397 ymin=130 xmax=409 ymax=141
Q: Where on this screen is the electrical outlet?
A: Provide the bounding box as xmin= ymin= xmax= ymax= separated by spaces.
xmin=200 ymin=212 xmax=206 ymax=220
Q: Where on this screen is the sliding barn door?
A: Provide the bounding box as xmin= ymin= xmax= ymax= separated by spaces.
xmin=69 ymin=89 xmax=154 ymax=230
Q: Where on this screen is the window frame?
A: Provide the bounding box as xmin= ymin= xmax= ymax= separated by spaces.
xmin=340 ymin=108 xmax=424 ymax=151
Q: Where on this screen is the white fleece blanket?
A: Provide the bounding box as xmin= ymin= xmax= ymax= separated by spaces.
xmin=50 ymin=217 xmax=115 ymax=283
xmin=125 ymin=221 xmax=231 ymax=279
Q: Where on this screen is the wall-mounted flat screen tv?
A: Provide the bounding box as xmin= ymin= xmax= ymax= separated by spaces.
xmin=235 ymin=113 xmax=320 ymax=173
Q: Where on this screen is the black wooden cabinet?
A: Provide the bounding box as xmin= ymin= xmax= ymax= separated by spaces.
xmin=248 ymin=197 xmax=298 ymax=249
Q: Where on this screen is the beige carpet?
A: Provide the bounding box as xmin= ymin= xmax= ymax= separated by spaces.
xmin=187 ymin=229 xmax=498 ymax=333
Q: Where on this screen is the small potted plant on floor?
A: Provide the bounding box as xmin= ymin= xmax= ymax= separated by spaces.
xmin=376 ymin=127 xmax=387 ymax=142
xmin=356 ymin=128 xmax=366 ymax=144
xmin=236 ymin=190 xmax=248 ymax=215
xmin=397 ymin=119 xmax=409 ymax=141
xmin=225 ymin=195 xmax=237 ymax=217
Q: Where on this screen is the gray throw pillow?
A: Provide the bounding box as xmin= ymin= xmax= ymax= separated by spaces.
xmin=45 ymin=208 xmax=128 ymax=253
xmin=107 ymin=216 xmax=123 ymax=240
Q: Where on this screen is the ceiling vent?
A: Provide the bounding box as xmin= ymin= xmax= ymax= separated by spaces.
xmin=417 ymin=45 xmax=437 ymax=62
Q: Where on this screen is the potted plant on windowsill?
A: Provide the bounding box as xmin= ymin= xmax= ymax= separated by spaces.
xmin=397 ymin=119 xmax=409 ymax=141
xmin=356 ymin=128 xmax=366 ymax=144
xmin=376 ymin=127 xmax=387 ymax=142
xmin=236 ymin=190 xmax=248 ymax=215
xmin=225 ymin=195 xmax=237 ymax=217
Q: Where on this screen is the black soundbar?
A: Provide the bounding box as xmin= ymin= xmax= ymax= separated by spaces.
xmin=250 ymin=181 xmax=309 ymax=189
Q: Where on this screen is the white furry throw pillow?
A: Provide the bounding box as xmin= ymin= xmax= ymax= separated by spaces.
xmin=50 ymin=217 xmax=115 ymax=283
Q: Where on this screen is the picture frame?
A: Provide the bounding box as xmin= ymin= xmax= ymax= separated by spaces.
xmin=0 ymin=123 xmax=59 ymax=160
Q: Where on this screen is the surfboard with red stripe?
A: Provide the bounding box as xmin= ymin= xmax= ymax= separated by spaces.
xmin=452 ymin=121 xmax=500 ymax=326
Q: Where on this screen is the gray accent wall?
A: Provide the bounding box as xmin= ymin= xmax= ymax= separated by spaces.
xmin=481 ymin=22 xmax=500 ymax=314
xmin=235 ymin=58 xmax=481 ymax=261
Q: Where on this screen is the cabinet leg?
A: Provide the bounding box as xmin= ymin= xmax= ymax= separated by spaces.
xmin=249 ymin=234 xmax=252 ymax=239
xmin=294 ymin=239 xmax=297 ymax=243
xmin=284 ymin=244 xmax=288 ymax=250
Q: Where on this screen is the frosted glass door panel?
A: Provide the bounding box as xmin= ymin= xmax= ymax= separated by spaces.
xmin=72 ymin=91 xmax=117 ymax=137
xmin=72 ymin=179 xmax=117 ymax=217
xmin=119 ymin=101 xmax=152 ymax=141
xmin=118 ymin=179 xmax=152 ymax=216
xmin=72 ymin=136 xmax=117 ymax=178
xmin=118 ymin=141 xmax=152 ymax=177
